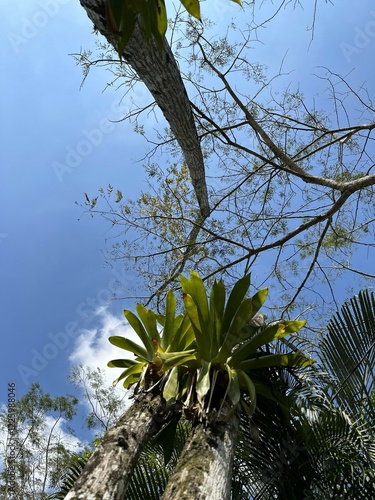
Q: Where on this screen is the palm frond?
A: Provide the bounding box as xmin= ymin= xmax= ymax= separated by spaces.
xmin=48 ymin=455 xmax=90 ymax=499
xmin=320 ymin=289 xmax=375 ymax=418
xmin=126 ymin=419 xmax=191 ymax=500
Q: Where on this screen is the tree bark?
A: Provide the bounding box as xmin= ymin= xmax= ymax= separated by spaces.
xmin=162 ymin=409 xmax=240 ymax=500
xmin=79 ymin=0 xmax=210 ymax=217
xmin=64 ymin=392 xmax=162 ymax=500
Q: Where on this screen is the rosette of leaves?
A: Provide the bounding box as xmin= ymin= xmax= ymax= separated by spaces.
xmin=108 ymin=290 xmax=196 ymax=393
xmin=108 ymin=272 xmax=314 ymax=424
xmin=169 ymin=272 xmax=314 ymax=420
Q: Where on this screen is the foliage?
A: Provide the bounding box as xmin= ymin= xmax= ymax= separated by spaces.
xmin=108 ymin=289 xmax=375 ymax=499
xmin=108 ymin=272 xmax=313 ymax=430
xmin=126 ymin=419 xmax=191 ymax=499
xmin=105 ymin=0 xmax=241 ymax=55
xmin=5 ymin=288 xmax=375 ymax=498
xmin=68 ymin=365 xmax=128 ymax=435
xmin=47 ymin=451 xmax=92 ymax=500
xmin=80 ymin=4 xmax=375 ymax=323
xmin=66 ymin=1 xmax=375 ymax=496
xmin=231 ymin=290 xmax=375 ymax=499
xmin=0 ymin=384 xmax=80 ymax=500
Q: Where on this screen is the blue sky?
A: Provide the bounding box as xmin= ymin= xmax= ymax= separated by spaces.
xmin=1 ymin=0 xmax=374 ymax=437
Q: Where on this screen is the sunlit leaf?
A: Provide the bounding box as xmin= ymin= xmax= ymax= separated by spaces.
xmin=226 ymin=366 xmax=241 ymax=405
xmin=179 ymin=0 xmax=201 ymax=19
xmin=196 ymin=360 xmax=211 ymax=403
xmin=109 ymin=335 xmax=150 ymax=361
xmin=112 ymin=362 xmax=144 ymax=386
xmin=161 ymin=289 xmax=177 ymax=351
xmin=107 ymin=358 xmax=138 ymax=368
xmin=160 ymin=351 xmax=197 ymax=371
xmin=136 ymin=303 xmax=161 ymax=347
xmin=248 ymin=287 xmax=268 ymax=319
xmin=222 ymin=274 xmax=251 ymax=338
xmin=152 ymin=0 xmax=167 ymax=48
xmin=124 ymin=309 xmax=155 ymax=359
xmin=115 ymin=189 xmax=123 ymax=202
xmin=163 ymin=366 xmax=179 ymax=403
xmin=210 ymin=279 xmax=226 ymax=353
xmin=181 ymin=272 xmax=210 ymax=330
xmin=238 ymin=352 xmax=315 ymax=371
xmin=215 ymin=298 xmax=254 ymax=363
xmin=183 ymin=293 xmax=211 ymax=358
xmin=228 ymin=320 xmax=307 ymax=367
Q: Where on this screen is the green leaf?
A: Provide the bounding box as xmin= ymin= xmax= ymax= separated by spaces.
xmin=105 ymin=0 xmax=126 ymax=33
xmin=228 ymin=320 xmax=307 ymax=367
xmin=161 ymin=290 xmax=177 ymax=351
xmin=252 ymin=379 xmax=291 ymax=411
xmin=107 ymin=358 xmax=138 ymax=368
xmin=222 ymin=274 xmax=251 ymax=339
xmin=226 ymin=366 xmax=241 ymax=405
xmin=160 ymin=351 xmax=197 ymax=371
xmin=109 ymin=336 xmax=150 ymax=361
xmin=124 ymin=309 xmax=155 ymax=359
xmin=151 ymin=0 xmax=167 ymax=48
xmin=106 ymin=0 xmax=137 ymax=58
xmin=115 ymin=190 xmax=123 ymax=203
xmin=181 ymin=272 xmax=210 ymax=330
xmin=112 ymin=362 xmax=144 ymax=386
xmin=196 ymin=360 xmax=211 ymax=403
xmin=238 ymin=370 xmax=257 ymax=415
xmin=163 ymin=366 xmax=179 ymax=403
xmin=183 ymin=293 xmax=211 ymax=359
xmin=164 ymin=313 xmax=195 ymax=353
xmin=179 ymin=0 xmax=201 ymax=19
xmin=248 ymin=287 xmax=268 ymax=320
xmin=135 ymin=303 xmax=161 ymax=347
xmin=238 ymin=352 xmax=315 ymax=371
xmin=215 ymin=297 xmax=254 ymax=363
xmin=152 ymin=417 xmax=178 ymax=465
xmin=210 ymin=280 xmax=226 ymax=354
xmin=122 ymin=372 xmax=143 ymax=389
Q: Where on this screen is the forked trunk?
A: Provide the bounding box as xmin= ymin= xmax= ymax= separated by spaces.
xmin=65 ymin=392 xmax=162 ymax=500
xmin=162 ymin=409 xmax=240 ymax=500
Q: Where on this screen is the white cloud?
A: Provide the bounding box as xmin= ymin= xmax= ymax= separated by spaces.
xmin=68 ymin=305 xmax=140 ymax=388
xmin=0 ymin=406 xmax=82 ymax=475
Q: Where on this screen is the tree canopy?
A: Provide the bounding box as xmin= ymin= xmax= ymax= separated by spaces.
xmin=77 ymin=1 xmax=375 ymax=321
xmin=67 ymin=1 xmax=375 ymax=496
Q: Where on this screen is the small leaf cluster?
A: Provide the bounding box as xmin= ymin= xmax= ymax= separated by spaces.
xmin=105 ymin=0 xmax=242 ymax=55
xmin=109 ymin=272 xmax=313 ymax=423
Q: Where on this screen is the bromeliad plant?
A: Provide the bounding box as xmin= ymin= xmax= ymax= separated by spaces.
xmin=108 ymin=272 xmax=314 ymax=422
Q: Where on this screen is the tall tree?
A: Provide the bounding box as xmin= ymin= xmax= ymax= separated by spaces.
xmin=0 ymin=384 xmax=79 ymax=500
xmin=71 ymin=1 xmax=375 ymax=497
xmin=77 ymin=2 xmax=375 ymax=320
xmin=79 ymin=0 xmax=210 ymax=218
xmin=68 ymin=365 xmax=128 ymax=435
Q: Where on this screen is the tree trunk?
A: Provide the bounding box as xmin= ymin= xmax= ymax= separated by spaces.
xmin=64 ymin=392 xmax=162 ymax=500
xmin=79 ymin=0 xmax=210 ymax=217
xmin=162 ymin=409 xmax=240 ymax=500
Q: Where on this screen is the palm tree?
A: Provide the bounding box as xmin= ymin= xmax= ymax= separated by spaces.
xmin=231 ymin=289 xmax=375 ymax=499
xmin=306 ymin=289 xmax=375 ymax=498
